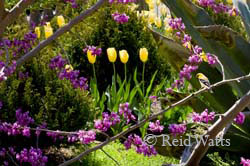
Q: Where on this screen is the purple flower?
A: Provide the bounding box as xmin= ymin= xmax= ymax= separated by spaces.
xmin=16 ymin=109 xmax=34 ymax=126
xmin=166 ymin=88 xmax=173 ymax=94
xmin=206 ymin=53 xmax=217 ymax=65
xmin=168 ymin=124 xmax=186 ymax=136
xmin=22 ymin=127 xmax=31 ymax=137
xmin=241 ymin=157 xmax=250 ymax=166
xmin=179 ymin=65 xmax=198 ymax=80
xmin=94 ymin=112 xmax=120 ymax=132
xmin=83 ymin=45 xmax=102 ymax=56
xmin=149 ymin=120 xmax=164 ymax=133
xmin=234 ymin=112 xmax=245 ymax=125
xmin=188 ymin=55 xmax=202 ymax=64
xmin=49 ymin=55 xmax=67 ymax=70
xmin=192 ymin=109 xmax=215 ymax=123
xmin=112 ymin=12 xmax=130 ymax=24
xmin=77 ymin=130 xmax=96 ymax=144
xmin=124 ymin=134 xmax=157 ymax=157
xmin=119 ymin=102 xmax=136 ymax=124
xmin=16 ymin=147 xmax=48 ymax=166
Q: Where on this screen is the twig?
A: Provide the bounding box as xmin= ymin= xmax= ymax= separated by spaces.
xmin=1 ymin=38 xmax=10 ymax=66
xmin=101 ymin=148 xmax=120 ymax=166
xmin=185 ymin=90 xmax=250 ymax=166
xmin=6 ymin=152 xmax=19 ymax=166
xmin=16 ymin=0 xmax=107 ymax=67
xmin=215 ymin=56 xmax=225 ymax=80
xmin=59 ymin=73 xmax=250 ymax=166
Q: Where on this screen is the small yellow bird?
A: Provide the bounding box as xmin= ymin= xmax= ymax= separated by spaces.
xmin=196 ymin=73 xmax=213 ymax=93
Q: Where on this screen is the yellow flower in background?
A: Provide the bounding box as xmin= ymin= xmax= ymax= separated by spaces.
xmin=148 ymin=12 xmax=156 ymax=24
xmin=160 ymin=5 xmax=167 ymax=16
xmin=226 ymin=0 xmax=233 ymax=5
xmin=183 ymin=42 xmax=192 ymax=50
xmin=139 ymin=48 xmax=148 ymax=63
xmin=87 ymin=50 xmax=96 ymax=64
xmin=155 ymin=17 xmax=162 ymax=28
xmin=35 ymin=27 xmax=41 ymax=39
xmin=156 ymin=0 xmax=161 ymax=6
xmin=57 ymin=15 xmax=65 ymax=27
xmin=119 ymin=50 xmax=129 ymax=64
xmin=165 ymin=27 xmax=173 ymax=34
xmin=200 ymin=51 xmax=208 ymax=62
xmin=148 ymin=1 xmax=154 ymax=10
xmin=65 ymin=64 xmax=73 ymax=72
xmin=44 ymin=23 xmax=53 ymax=39
xmin=107 ymin=48 xmax=117 ymax=63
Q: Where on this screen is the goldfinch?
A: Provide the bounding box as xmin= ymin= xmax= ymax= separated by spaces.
xmin=196 ymin=73 xmax=213 ymax=93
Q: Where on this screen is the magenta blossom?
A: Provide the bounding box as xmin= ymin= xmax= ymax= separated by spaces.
xmin=112 ymin=12 xmax=130 ymax=24
xmin=234 ymin=112 xmax=245 ymax=125
xmin=149 ymin=120 xmax=164 ymax=133
xmin=168 ymin=124 xmax=186 ymax=136
xmin=241 ymin=157 xmax=250 ymax=166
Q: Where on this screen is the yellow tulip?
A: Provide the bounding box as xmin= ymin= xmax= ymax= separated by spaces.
xmin=65 ymin=64 xmax=73 ymax=72
xmin=119 ymin=50 xmax=129 ymax=64
xmin=87 ymin=50 xmax=96 ymax=64
xmin=57 ymin=15 xmax=65 ymax=28
xmin=139 ymin=48 xmax=148 ymax=63
xmin=155 ymin=17 xmax=162 ymax=28
xmin=44 ymin=25 xmax=53 ymax=39
xmin=35 ymin=27 xmax=41 ymax=39
xmin=107 ymin=48 xmax=117 ymax=63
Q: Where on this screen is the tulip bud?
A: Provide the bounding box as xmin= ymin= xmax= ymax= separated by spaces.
xmin=160 ymin=5 xmax=167 ymax=16
xmin=148 ymin=12 xmax=155 ymax=24
xmin=57 ymin=15 xmax=65 ymax=27
xmin=35 ymin=27 xmax=41 ymax=39
xmin=119 ymin=50 xmax=129 ymax=64
xmin=65 ymin=64 xmax=73 ymax=72
xmin=156 ymin=0 xmax=160 ymax=6
xmin=107 ymin=48 xmax=117 ymax=63
xmin=87 ymin=50 xmax=96 ymax=64
xmin=139 ymin=48 xmax=148 ymax=63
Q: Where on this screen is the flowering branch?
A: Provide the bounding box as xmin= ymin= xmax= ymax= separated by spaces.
xmin=185 ymin=89 xmax=250 ymax=166
xmin=16 ymin=0 xmax=107 ymax=67
xmin=0 ymin=0 xmax=35 ymax=37
xmin=59 ymin=73 xmax=250 ymax=166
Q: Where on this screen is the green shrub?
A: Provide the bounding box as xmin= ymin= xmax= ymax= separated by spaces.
xmin=0 ymin=54 xmax=94 ymax=131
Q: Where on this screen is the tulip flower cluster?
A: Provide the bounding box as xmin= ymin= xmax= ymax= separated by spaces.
xmin=124 ymin=134 xmax=157 ymax=157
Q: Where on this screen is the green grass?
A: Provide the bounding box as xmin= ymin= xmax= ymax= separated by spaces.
xmin=74 ymin=141 xmax=179 ymax=166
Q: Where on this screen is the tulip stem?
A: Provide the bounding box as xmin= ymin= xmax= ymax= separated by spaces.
xmin=124 ymin=64 xmax=127 ymax=83
xmin=113 ymin=63 xmax=116 ymax=93
xmin=92 ymin=64 xmax=97 ymax=84
xmin=142 ymin=62 xmax=145 ymax=96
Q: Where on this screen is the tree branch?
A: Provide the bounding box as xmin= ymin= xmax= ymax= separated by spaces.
xmin=0 ymin=0 xmax=5 ymax=20
xmin=185 ymin=90 xmax=250 ymax=166
xmin=16 ymin=0 xmax=107 ymax=67
xmin=59 ymin=73 xmax=250 ymax=166
xmin=0 ymin=0 xmax=35 ymax=37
